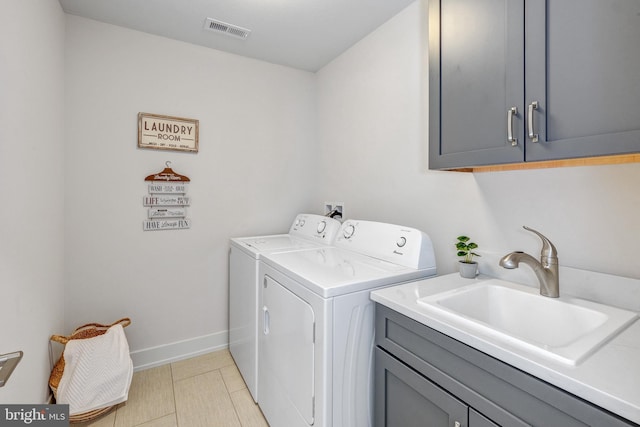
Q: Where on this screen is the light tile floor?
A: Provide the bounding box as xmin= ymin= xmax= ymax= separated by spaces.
xmin=77 ymin=349 xmax=268 ymax=427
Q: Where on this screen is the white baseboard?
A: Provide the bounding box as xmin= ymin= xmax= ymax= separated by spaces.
xmin=129 ymin=330 xmax=229 ymax=372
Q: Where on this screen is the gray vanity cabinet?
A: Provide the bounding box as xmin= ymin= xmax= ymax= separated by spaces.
xmin=374 ymin=304 xmax=638 ymax=427
xmin=376 ymin=348 xmax=499 ymax=427
xmin=429 ymin=0 xmax=640 ymax=169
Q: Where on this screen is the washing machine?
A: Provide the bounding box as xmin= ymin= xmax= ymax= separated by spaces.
xmin=257 ymin=219 xmax=437 ymax=427
xmin=229 ymin=213 xmax=341 ymax=402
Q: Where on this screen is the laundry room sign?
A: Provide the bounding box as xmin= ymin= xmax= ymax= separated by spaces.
xmin=143 ymin=162 xmax=192 ymax=231
xmin=138 ymin=112 xmax=199 ymax=153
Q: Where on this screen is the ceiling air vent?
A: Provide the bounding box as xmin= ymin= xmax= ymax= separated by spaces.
xmin=204 ymin=18 xmax=251 ymax=40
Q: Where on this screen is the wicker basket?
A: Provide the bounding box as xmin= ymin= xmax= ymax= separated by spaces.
xmin=49 ymin=318 xmax=131 ymax=423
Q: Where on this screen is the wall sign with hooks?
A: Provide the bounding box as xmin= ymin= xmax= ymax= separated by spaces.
xmin=143 ymin=162 xmax=191 ymax=231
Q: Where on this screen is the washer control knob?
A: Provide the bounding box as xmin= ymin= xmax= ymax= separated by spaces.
xmin=397 ymin=237 xmax=407 ymax=248
xmin=343 ymin=224 xmax=356 ymax=239
xmin=300 ymin=219 xmax=306 ymax=226
xmin=317 ymin=221 xmax=327 ymax=234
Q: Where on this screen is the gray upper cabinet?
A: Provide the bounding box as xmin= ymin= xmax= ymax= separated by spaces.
xmin=429 ymin=0 xmax=525 ymax=169
xmin=526 ymin=0 xmax=640 ymax=162
xmin=429 ymin=0 xmax=640 ymax=170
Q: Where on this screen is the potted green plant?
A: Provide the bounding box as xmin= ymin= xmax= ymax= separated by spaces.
xmin=456 ymin=235 xmax=480 ymax=278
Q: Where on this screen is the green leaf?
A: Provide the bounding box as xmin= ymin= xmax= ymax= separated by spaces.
xmin=456 ymin=235 xmax=480 ymax=261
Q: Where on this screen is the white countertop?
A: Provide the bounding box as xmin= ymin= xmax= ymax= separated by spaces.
xmin=370 ymin=273 xmax=640 ymax=424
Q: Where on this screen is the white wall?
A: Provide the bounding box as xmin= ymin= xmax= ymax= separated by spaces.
xmin=3 ymin=0 xmax=639 ymax=401
xmin=317 ymin=0 xmax=640 ymax=281
xmin=0 ymin=0 xmax=66 ymax=403
xmin=317 ymin=1 xmax=482 ymax=274
xmin=63 ymin=16 xmax=318 ymax=366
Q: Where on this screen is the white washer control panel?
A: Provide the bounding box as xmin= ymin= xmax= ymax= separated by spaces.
xmin=335 ymin=220 xmax=436 ymax=270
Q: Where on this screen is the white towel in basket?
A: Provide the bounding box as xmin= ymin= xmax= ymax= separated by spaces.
xmin=56 ymin=323 xmax=133 ymax=415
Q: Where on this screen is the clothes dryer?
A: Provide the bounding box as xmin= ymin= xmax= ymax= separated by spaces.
xmin=257 ymin=220 xmax=437 ymax=427
xmin=229 ymin=213 xmax=341 ymax=402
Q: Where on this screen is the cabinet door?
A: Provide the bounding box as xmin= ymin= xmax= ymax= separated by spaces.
xmin=375 ymin=348 xmax=468 ymax=427
xmin=525 ymin=0 xmax=640 ymax=161
xmin=429 ymin=0 xmax=525 ymax=169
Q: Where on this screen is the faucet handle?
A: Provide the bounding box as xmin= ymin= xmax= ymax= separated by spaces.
xmin=523 ymin=226 xmax=558 ymax=260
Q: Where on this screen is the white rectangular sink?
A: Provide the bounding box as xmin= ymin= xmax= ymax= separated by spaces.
xmin=417 ymin=279 xmax=638 ymax=365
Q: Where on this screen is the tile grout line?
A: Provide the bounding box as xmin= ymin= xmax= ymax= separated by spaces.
xmin=215 ymin=366 xmax=246 ymax=427
xmin=170 ymin=362 xmax=179 ymax=427
xmin=221 ymin=369 xmax=245 ymax=427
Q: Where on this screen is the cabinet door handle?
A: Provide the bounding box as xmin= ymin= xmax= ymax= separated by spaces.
xmin=528 ymin=101 xmax=539 ymax=142
xmin=507 ymin=106 xmax=518 ymax=146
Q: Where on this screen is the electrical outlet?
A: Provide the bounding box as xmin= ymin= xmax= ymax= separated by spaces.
xmin=324 ymin=202 xmax=344 ymax=220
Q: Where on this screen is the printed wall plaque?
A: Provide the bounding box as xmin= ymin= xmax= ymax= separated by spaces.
xmin=147 ymin=183 xmax=189 ymax=194
xmin=138 ymin=113 xmax=199 ymax=153
xmin=143 ymin=196 xmax=190 ymax=207
xmin=143 ymin=219 xmax=191 ymax=231
xmin=143 ymin=162 xmax=191 ymax=231
xmin=148 ymin=207 xmax=187 ymax=219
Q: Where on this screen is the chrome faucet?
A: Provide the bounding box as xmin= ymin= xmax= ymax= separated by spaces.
xmin=499 ymin=226 xmax=559 ymax=298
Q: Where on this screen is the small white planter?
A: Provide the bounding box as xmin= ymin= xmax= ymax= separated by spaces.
xmin=458 ymin=261 xmax=478 ymax=278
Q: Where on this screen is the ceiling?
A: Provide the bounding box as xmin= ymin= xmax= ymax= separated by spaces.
xmin=58 ymin=0 xmax=416 ymax=72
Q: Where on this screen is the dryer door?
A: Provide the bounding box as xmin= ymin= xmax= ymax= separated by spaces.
xmin=261 ymin=275 xmax=315 ymax=425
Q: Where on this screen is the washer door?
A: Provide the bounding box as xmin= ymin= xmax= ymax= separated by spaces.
xmin=261 ymin=275 xmax=315 ymax=425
